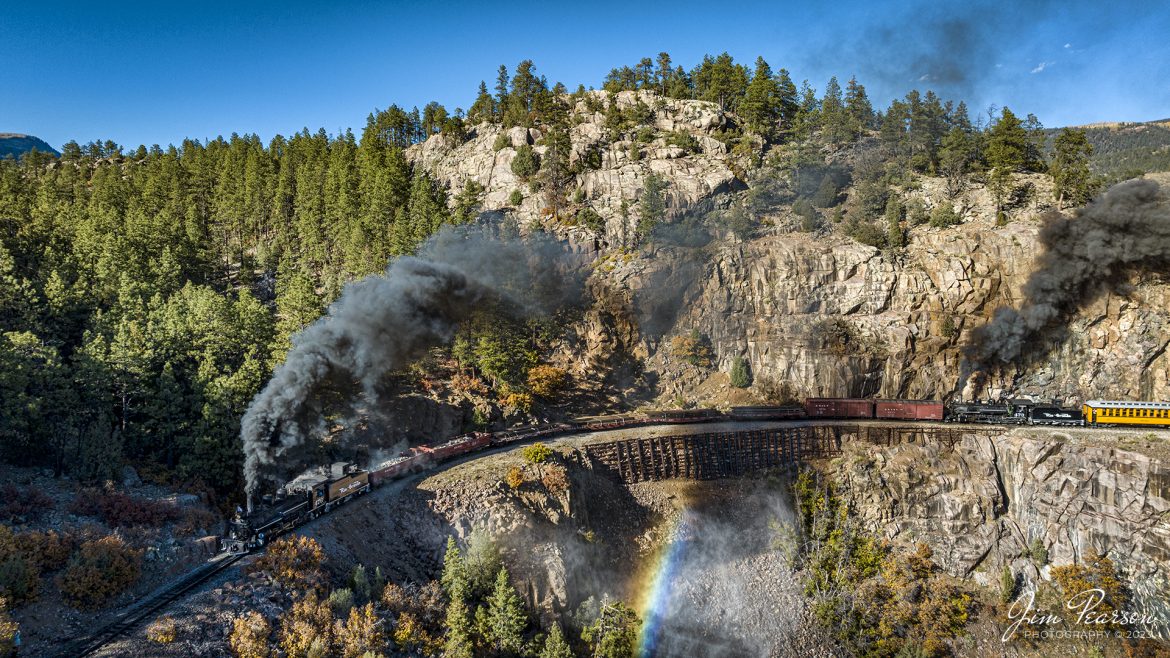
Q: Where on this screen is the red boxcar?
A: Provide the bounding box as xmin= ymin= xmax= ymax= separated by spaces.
xmin=875 ymin=399 xmax=944 ymax=421
xmin=804 ymin=398 xmax=875 ymax=418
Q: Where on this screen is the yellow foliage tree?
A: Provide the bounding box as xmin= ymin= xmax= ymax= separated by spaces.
xmin=279 ymin=592 xmax=334 ymax=657
xmin=334 ymin=603 xmax=385 ymax=658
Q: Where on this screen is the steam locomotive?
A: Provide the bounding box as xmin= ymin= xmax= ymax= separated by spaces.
xmin=222 ymin=396 xmax=1165 ymax=553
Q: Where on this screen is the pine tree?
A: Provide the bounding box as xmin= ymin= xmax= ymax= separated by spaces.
xmin=441 ymin=537 xmax=469 ymax=599
xmin=985 ymin=107 xmax=1029 ymax=173
xmin=486 ymin=567 xmax=527 ymax=654
xmin=843 ymin=76 xmax=873 ymax=139
xmin=468 ymin=81 xmax=496 ymax=124
xmin=820 ymin=77 xmax=848 ymax=144
xmin=792 ymin=81 xmax=819 ymax=140
xmin=884 ymin=196 xmax=905 ymax=251
xmin=1050 ymin=128 xmax=1096 ymax=208
xmin=775 ymin=69 xmax=799 ymax=136
xmin=495 ymin=65 xmax=511 ymax=118
xmin=443 ymin=596 xmax=474 ymax=658
xmin=741 ymin=57 xmax=781 ymax=140
xmin=441 ymin=537 xmax=474 ymax=658
xmin=655 ymin=52 xmax=673 ymax=95
xmin=581 ymin=600 xmax=640 ymax=658
xmin=539 ymin=624 xmax=574 ymax=658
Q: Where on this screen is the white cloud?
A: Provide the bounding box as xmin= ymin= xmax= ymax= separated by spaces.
xmin=1031 ymin=61 xmax=1054 ymax=74
xmin=1064 ymin=43 xmax=1071 ymax=49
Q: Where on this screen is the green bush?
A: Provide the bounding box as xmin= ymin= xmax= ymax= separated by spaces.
xmin=521 ymin=443 xmax=553 ymax=465
xmin=929 ymin=203 xmax=961 ymax=228
xmin=493 ymin=133 xmax=510 ymax=152
xmin=576 ymin=207 xmax=605 ymax=233
xmin=729 ymin=356 xmax=751 ymax=388
xmin=511 ymin=144 xmax=539 ymax=180
xmin=665 ymin=131 xmax=701 ymax=154
xmin=508 ymin=189 xmax=524 ymax=206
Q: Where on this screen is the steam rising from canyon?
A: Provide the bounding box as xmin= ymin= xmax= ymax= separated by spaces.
xmin=241 ymin=222 xmax=584 ymax=495
xmin=961 ymin=179 xmax=1170 ymax=394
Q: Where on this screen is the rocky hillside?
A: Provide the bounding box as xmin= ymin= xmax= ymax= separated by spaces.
xmin=0 ymin=133 xmax=58 ymax=158
xmin=830 ymin=425 xmax=1170 ymax=635
xmin=407 ymin=91 xmax=1170 ymax=408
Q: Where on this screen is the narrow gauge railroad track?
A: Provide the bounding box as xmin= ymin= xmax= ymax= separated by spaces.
xmin=66 ymin=551 xmax=247 ymax=657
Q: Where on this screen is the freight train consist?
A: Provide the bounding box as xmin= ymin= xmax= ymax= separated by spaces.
xmin=222 ymin=396 xmax=1168 ymax=553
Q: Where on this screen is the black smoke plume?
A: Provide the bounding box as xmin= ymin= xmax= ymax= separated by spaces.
xmin=961 ymin=179 xmax=1170 ymax=393
xmin=241 ymin=221 xmax=584 ymax=495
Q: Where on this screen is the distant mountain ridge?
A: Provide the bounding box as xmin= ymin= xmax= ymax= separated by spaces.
xmin=1047 ymin=119 xmax=1170 ymax=180
xmin=0 ymin=133 xmax=59 ymax=158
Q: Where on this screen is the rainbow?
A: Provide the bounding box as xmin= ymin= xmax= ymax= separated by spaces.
xmin=634 ymin=510 xmax=693 ymax=657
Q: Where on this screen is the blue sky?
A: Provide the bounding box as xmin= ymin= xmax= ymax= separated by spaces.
xmin=2 ymin=0 xmax=1167 ymax=150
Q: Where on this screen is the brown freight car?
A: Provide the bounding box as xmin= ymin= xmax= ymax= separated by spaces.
xmin=804 ymin=398 xmax=875 ymax=418
xmin=875 ymin=399 xmax=944 ymax=421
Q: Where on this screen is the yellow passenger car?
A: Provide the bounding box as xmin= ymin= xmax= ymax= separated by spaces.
xmin=1082 ymin=400 xmax=1170 ymax=427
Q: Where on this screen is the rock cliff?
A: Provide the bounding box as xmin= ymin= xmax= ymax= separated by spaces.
xmin=831 ymin=426 xmax=1170 ymax=630
xmin=408 ymin=89 xmax=1170 ymax=406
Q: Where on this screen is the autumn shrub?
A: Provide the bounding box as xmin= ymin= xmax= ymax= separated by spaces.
xmin=14 ymin=530 xmax=74 ymax=572
xmin=0 ymin=484 xmax=53 ymax=522
xmin=0 ymin=597 xmax=17 ymax=657
xmin=795 ymin=468 xmax=975 ymax=657
xmin=69 ymin=489 xmax=181 ymax=528
xmin=527 ymin=365 xmax=568 ymax=399
xmin=57 ymin=535 xmax=143 ymax=610
xmin=393 ymin=612 xmax=441 ymax=654
xmin=248 ymin=536 xmax=326 ymax=592
xmin=499 ymin=392 xmax=533 ymax=413
xmin=146 ymin=615 xmax=177 ymax=643
xmin=541 ymin=464 xmax=571 ymax=494
xmin=230 ymin=611 xmax=272 ymax=658
xmin=505 ymin=467 xmax=525 ymax=490
xmin=451 ymin=372 xmax=489 ymax=395
xmin=175 ymin=507 xmax=218 ymax=536
xmin=1051 ymin=550 xmax=1127 ymax=631
xmin=383 ymin=580 xmax=444 ymax=653
xmin=670 ymin=329 xmax=714 ymax=367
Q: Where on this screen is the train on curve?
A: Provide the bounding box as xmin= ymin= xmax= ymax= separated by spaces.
xmin=222 ymin=396 xmax=1169 ymax=553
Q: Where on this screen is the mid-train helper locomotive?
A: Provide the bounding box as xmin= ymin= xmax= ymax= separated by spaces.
xmin=223 ymin=396 xmax=1167 ymax=553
